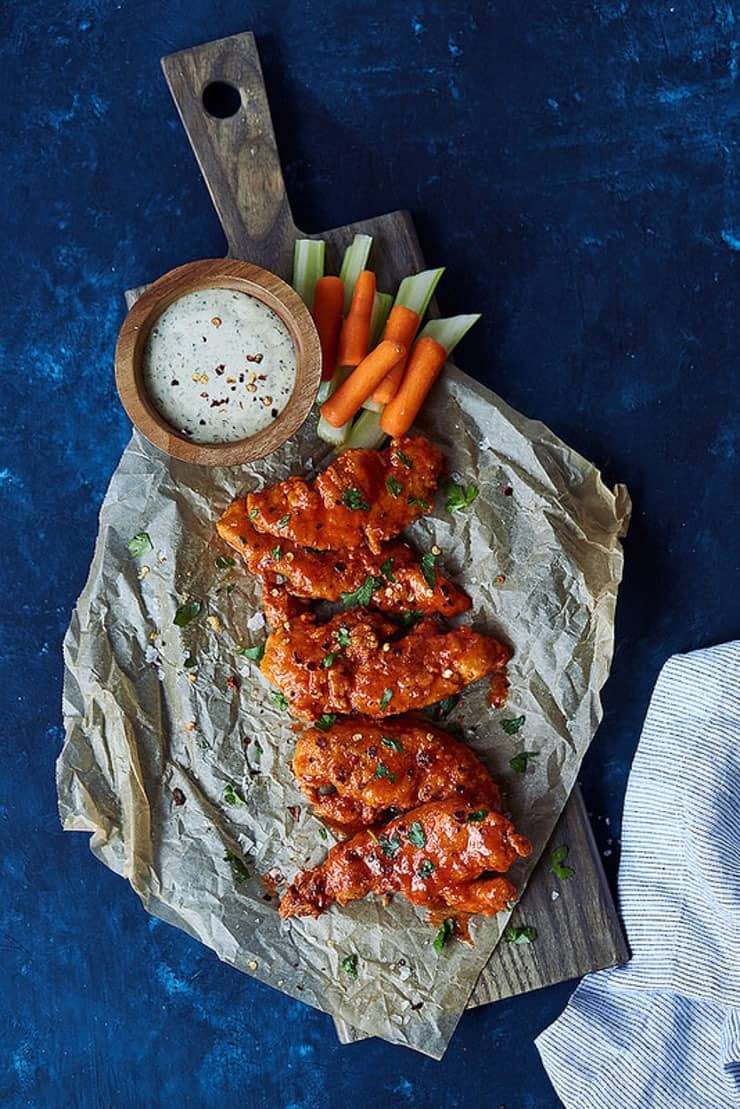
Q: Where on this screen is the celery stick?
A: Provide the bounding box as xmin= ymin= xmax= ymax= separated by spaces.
xmin=342 ymin=408 xmax=387 ymax=451
xmin=419 ymin=314 xmax=481 ymax=355
xmin=394 ymin=267 xmax=445 ymax=318
xmin=316 ymin=367 xmax=351 ymax=445
xmin=292 ymin=239 xmax=325 ymax=311
xmin=339 ymin=234 xmax=373 ymax=312
xmin=368 ymin=291 xmax=393 ymax=348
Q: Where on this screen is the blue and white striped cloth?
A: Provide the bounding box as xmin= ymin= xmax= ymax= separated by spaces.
xmin=537 ymin=642 xmax=740 ymax=1109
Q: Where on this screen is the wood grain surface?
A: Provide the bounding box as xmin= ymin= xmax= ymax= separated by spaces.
xmin=126 ymin=29 xmax=628 ymax=1012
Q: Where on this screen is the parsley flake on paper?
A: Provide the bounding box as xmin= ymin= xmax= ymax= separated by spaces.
xmin=442 ymin=479 xmax=479 ymax=512
xmin=174 ymin=600 xmax=201 ymax=627
xmin=510 ymin=750 xmax=539 ymax=773
xmin=434 ymin=918 xmax=455 ymax=954
xmin=501 ymin=715 xmax=526 ymax=736
xmin=128 ymin=532 xmax=153 ymax=557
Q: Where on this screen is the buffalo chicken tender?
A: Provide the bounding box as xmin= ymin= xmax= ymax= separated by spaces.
xmin=294 ymin=716 xmax=502 ymax=835
xmin=246 ymin=435 xmax=444 ymax=553
xmin=260 ymin=611 xmax=511 ymax=721
xmin=279 ymin=799 xmax=532 ymax=920
xmin=216 ymin=502 xmax=471 ymax=619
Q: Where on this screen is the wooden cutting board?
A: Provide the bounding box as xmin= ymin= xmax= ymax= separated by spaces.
xmin=126 ymin=30 xmax=628 ymax=1020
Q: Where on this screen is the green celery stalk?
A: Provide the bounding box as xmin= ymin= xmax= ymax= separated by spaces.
xmin=419 ymin=314 xmax=481 ymax=355
xmin=394 ymin=267 xmax=445 ymax=318
xmin=339 ymin=234 xmax=373 ymax=312
xmin=292 ymin=239 xmax=325 ymax=311
xmin=316 ymin=367 xmax=352 ymax=445
xmin=342 ymin=408 xmax=387 ymax=451
xmin=368 ymin=291 xmax=393 ymax=348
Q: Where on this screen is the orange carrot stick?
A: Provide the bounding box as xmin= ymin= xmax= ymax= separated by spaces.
xmin=371 ymin=305 xmax=421 ymax=404
xmin=320 ymin=340 xmax=406 ymax=427
xmin=313 ymin=276 xmax=345 ymax=380
xmin=379 ymin=337 xmax=447 ymax=438
xmin=337 ymin=270 xmax=376 ymax=366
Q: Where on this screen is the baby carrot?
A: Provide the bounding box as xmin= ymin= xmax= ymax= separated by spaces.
xmin=371 ymin=305 xmax=420 ymax=404
xmin=337 ymin=269 xmax=376 ymax=366
xmin=320 ymin=340 xmax=406 ymax=427
xmin=379 ymin=337 xmax=447 ymax=438
xmin=313 ymin=276 xmax=345 ymax=380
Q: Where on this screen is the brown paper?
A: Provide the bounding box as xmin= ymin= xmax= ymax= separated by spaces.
xmin=58 ymin=366 xmax=630 ymax=1058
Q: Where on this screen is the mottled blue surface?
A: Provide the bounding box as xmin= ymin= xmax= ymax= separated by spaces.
xmin=1 ymin=2 xmax=738 ymax=1106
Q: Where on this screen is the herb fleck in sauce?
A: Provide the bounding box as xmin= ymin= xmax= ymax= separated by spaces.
xmin=143 ymin=289 xmax=296 ymax=444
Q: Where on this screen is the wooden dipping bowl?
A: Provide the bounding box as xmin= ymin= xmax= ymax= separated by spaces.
xmin=115 ymin=258 xmax=321 ymax=466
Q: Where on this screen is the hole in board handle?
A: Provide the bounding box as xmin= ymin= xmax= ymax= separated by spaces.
xmin=202 ymin=81 xmax=242 ymax=119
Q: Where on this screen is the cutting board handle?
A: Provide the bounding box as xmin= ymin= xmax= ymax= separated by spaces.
xmin=161 ymin=32 xmax=299 ymax=277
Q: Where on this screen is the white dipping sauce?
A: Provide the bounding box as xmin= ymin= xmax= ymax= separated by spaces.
xmin=142 ymin=288 xmax=297 ymax=444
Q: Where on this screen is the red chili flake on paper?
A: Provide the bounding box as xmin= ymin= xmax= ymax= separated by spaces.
xmin=226 ymin=675 xmax=240 ymax=692
xmin=246 ymin=353 xmax=264 ymax=363
xmin=172 ymin=788 xmax=186 ymax=806
xmin=200 ymin=391 xmax=209 ymax=398
xmin=215 ymin=364 xmax=225 ymax=375
xmin=504 ymin=486 xmax=513 ymax=497
xmin=288 ymin=805 xmax=301 ymax=821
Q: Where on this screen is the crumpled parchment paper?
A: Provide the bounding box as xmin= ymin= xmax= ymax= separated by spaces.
xmin=58 ymin=367 xmax=630 ymax=1059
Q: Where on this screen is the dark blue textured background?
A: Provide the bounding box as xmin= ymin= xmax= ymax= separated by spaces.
xmin=2 ymin=2 xmax=738 ymax=1106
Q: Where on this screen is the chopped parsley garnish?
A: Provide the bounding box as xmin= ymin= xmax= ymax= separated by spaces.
xmin=214 ymin=555 xmax=235 ymax=568
xmin=420 ymin=552 xmax=438 ymax=589
xmin=408 ymin=496 xmax=430 ymax=510
xmin=466 ymin=809 xmax=489 ymax=823
xmin=128 ymin=532 xmax=152 ymax=557
xmin=426 ymin=693 xmax=460 ymax=721
xmin=271 ymin=544 xmax=282 ymax=561
xmin=248 ymin=508 xmax=259 ymax=519
xmin=341 ymin=488 xmax=370 ymax=512
xmin=397 ymin=449 xmax=413 ymax=469
xmin=378 ymin=832 xmax=402 ymax=858
xmin=379 ymin=558 xmax=396 ymax=582
xmin=335 ymin=626 xmax=352 ymax=647
xmin=174 ymin=600 xmax=201 ymax=627
xmin=277 ymin=514 xmax=291 ymax=527
xmin=315 ymin=713 xmax=337 ymax=731
xmin=318 ymin=826 xmax=328 ymax=841
xmin=550 ymin=844 xmax=575 ymax=880
xmin=433 ymin=917 xmax=455 ymax=954
xmin=223 ymin=782 xmax=246 ymax=806
xmin=381 ymin=736 xmax=404 ymax=752
xmin=408 ymin=821 xmax=426 ymax=848
xmin=386 ymin=476 xmax=403 ymax=498
xmin=503 ymin=925 xmax=537 ymax=944
xmin=417 ymin=859 xmax=435 ymax=880
xmin=237 ymin=643 xmax=265 ymax=662
xmin=373 ymin=763 xmax=396 ymax=783
xmin=442 ymin=479 xmax=479 ymax=512
xmin=184 ymin=655 xmax=197 ymax=669
xmin=322 ymin=652 xmax=337 ymax=668
xmin=380 ymin=688 xmax=393 ymax=711
xmin=400 ymin=609 xmax=422 ymax=628
xmin=501 ymin=714 xmax=526 ymax=735
xmin=510 ymin=750 xmax=539 ymax=773
xmin=340 ymin=575 xmax=383 ymax=607
xmin=223 ymin=849 xmax=249 ymax=884
xmin=271 ymin=690 xmax=289 ymax=711
xmin=341 ymin=953 xmax=359 ymax=978
xmin=226 ymin=583 xmax=235 ymax=594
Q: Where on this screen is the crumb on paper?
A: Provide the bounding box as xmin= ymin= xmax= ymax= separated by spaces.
xmin=207 ymin=615 xmax=224 ymax=633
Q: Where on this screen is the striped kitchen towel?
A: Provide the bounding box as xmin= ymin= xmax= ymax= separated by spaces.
xmin=537 ymin=641 xmax=740 ymax=1109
